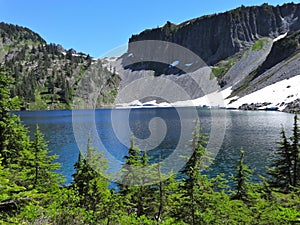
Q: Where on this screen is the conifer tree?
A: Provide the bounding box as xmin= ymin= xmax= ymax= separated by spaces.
xmin=0 ymin=155 xmax=26 ymax=213
xmin=72 ymin=136 xmax=110 ymax=221
xmin=118 ymin=136 xmax=157 ymax=218
xmin=268 ymin=115 xmax=300 ymax=191
xmin=179 ymin=125 xmax=210 ymax=225
xmin=0 ymin=69 xmax=61 ymax=217
xmin=16 ymin=125 xmax=61 ymax=191
xmin=290 ymin=114 xmax=300 ymax=186
xmin=0 ymin=69 xmax=30 ymax=166
xmin=268 ymin=128 xmax=293 ymax=191
xmin=119 ymin=136 xmax=143 ymax=192
xmin=231 ymin=148 xmax=252 ymax=201
xmin=151 ymin=161 xmax=180 ymax=223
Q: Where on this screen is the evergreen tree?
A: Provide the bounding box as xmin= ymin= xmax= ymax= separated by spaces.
xmin=179 ymin=125 xmax=210 ymax=225
xmin=118 ymin=136 xmax=157 ymax=218
xmin=0 ymin=69 xmax=61 ymax=219
xmin=0 ymin=68 xmax=30 ymax=165
xmin=151 ymin=162 xmax=180 ymax=223
xmin=290 ymin=114 xmax=300 ymax=187
xmin=72 ymin=136 xmax=110 ymax=222
xmin=268 ymin=115 xmax=300 ymax=191
xmin=268 ymin=128 xmax=293 ymax=192
xmin=119 ymin=136 xmax=143 ymax=191
xmin=0 ymin=155 xmax=26 ymax=215
xmin=15 ymin=125 xmax=61 ymax=191
xmin=231 ymin=148 xmax=253 ymax=201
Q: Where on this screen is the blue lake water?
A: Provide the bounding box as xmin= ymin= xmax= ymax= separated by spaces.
xmin=15 ymin=108 xmax=295 ymax=185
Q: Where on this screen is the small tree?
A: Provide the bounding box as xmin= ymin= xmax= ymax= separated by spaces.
xmin=152 ymin=162 xmax=180 ymax=223
xmin=0 ymin=69 xmax=30 ymax=166
xmin=290 ymin=114 xmax=300 ymax=187
xmin=72 ymin=136 xmax=110 ymax=222
xmin=118 ymin=136 xmax=146 ymax=217
xmin=268 ymin=128 xmax=293 ymax=192
xmin=231 ymin=148 xmax=253 ymax=201
xmin=11 ymin=125 xmax=61 ymax=192
xmin=268 ymin=114 xmax=300 ymax=192
xmin=0 ymin=155 xmax=27 ymax=214
xmin=179 ymin=125 xmax=210 ymax=225
xmin=31 ymin=125 xmax=61 ymax=189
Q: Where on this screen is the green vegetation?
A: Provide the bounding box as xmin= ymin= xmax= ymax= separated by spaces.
xmin=211 ymin=53 xmax=242 ymax=84
xmin=230 ymin=31 xmax=300 ymax=98
xmin=0 ymin=22 xmax=120 ymax=110
xmin=252 ymin=38 xmax=270 ymax=51
xmin=211 ymin=66 xmax=225 ymax=78
xmin=0 ymin=69 xmax=300 ymax=224
xmin=3 ymin=45 xmax=9 ymax=52
xmin=252 ymin=39 xmax=264 ymax=51
xmin=268 ymin=114 xmax=300 ymax=191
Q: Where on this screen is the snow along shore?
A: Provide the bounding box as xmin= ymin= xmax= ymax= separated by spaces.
xmin=116 ymin=75 xmax=300 ymax=111
xmin=224 ymin=75 xmax=300 ymax=111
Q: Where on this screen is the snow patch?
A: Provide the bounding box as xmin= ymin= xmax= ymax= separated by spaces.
xmin=101 ymin=57 xmax=118 ymax=73
xmin=170 ymin=60 xmax=179 ymax=67
xmin=226 ymin=75 xmax=300 ymax=110
xmin=115 ymin=75 xmax=300 ymax=111
xmin=116 ymin=100 xmax=172 ymax=109
xmin=273 ymin=32 xmax=287 ymax=42
xmin=185 ymin=63 xmax=193 ymax=67
xmin=188 ymin=86 xmax=232 ymax=108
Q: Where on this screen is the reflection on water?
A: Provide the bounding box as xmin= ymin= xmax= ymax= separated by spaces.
xmin=16 ymin=109 xmax=294 ymax=184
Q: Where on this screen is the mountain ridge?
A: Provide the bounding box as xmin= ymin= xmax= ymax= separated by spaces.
xmin=129 ymin=3 xmax=300 ymax=65
xmin=1 ymin=2 xmax=300 ymax=112
xmin=0 ymin=22 xmax=119 ymax=110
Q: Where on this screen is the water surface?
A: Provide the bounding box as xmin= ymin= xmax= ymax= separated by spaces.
xmin=16 ymin=108 xmax=294 ymax=184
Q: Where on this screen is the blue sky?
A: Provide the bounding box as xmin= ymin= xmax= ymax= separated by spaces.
xmin=0 ymin=0 xmax=298 ymax=57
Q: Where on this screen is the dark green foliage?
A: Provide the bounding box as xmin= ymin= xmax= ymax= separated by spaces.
xmin=0 ymin=69 xmax=29 ymax=165
xmin=0 ymin=69 xmax=62 ymax=221
xmin=0 ymin=22 xmax=120 ymax=110
xmin=268 ymin=128 xmax=293 ymax=191
xmin=118 ymin=137 xmax=153 ymax=217
xmin=291 ymin=114 xmax=300 ymax=187
xmin=177 ymin=125 xmax=211 ymax=225
xmin=268 ymin=114 xmax=300 ymax=192
xmin=0 ymin=70 xmax=31 ymax=215
xmin=72 ymin=136 xmax=111 ymax=223
xmin=0 ymin=67 xmax=300 ymax=223
xmin=21 ymin=125 xmax=61 ymax=191
xmin=231 ymin=148 xmax=253 ymax=201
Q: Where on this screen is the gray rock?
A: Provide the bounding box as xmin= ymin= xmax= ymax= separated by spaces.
xmin=283 ymin=99 xmax=300 ymax=113
xmin=129 ymin=3 xmax=300 ymax=65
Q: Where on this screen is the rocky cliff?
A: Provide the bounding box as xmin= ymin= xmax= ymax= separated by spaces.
xmin=129 ymin=3 xmax=300 ymax=65
xmin=2 ymin=2 xmax=300 ymax=112
xmin=117 ymin=2 xmax=300 ymax=112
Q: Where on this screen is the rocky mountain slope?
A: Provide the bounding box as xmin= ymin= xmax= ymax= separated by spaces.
xmin=129 ymin=3 xmax=300 ymax=65
xmin=113 ymin=2 xmax=300 ymax=112
xmin=0 ymin=22 xmax=119 ymax=110
xmin=2 ymin=2 xmax=300 ymax=112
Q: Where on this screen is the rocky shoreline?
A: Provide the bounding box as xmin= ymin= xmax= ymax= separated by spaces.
xmin=282 ymin=99 xmax=300 ymax=114
xmin=235 ymin=99 xmax=300 ymax=114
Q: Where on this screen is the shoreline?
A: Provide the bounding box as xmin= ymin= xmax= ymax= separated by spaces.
xmin=12 ymin=105 xmax=295 ymax=114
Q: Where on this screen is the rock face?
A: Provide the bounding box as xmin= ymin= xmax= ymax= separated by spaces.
xmin=119 ymin=3 xmax=300 ymax=113
xmin=231 ymin=31 xmax=300 ymax=98
xmin=129 ymin=3 xmax=300 ymax=65
xmin=238 ymin=102 xmax=273 ymax=110
xmin=283 ymin=99 xmax=300 ymax=113
xmin=2 ymin=3 xmax=300 ymax=112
